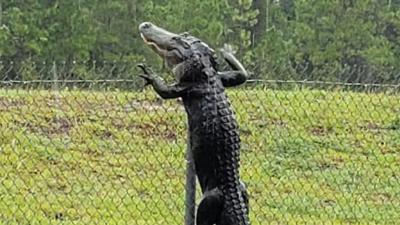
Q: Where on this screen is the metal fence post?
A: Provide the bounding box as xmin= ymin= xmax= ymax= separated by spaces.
xmin=52 ymin=61 xmax=61 ymax=111
xmin=184 ymin=133 xmax=196 ymax=225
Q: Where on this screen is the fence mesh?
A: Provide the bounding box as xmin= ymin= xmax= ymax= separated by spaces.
xmin=1 ymin=62 xmax=400 ymax=225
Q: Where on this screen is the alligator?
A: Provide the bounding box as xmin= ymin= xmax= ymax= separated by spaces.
xmin=138 ymin=22 xmax=250 ymax=225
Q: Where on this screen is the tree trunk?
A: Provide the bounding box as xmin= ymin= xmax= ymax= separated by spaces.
xmin=250 ymin=0 xmax=267 ymax=47
xmin=281 ymin=0 xmax=295 ymax=20
xmin=0 ymin=2 xmax=2 ymax=26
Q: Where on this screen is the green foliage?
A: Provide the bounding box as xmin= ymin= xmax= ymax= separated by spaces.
xmin=0 ymin=0 xmax=399 ymax=82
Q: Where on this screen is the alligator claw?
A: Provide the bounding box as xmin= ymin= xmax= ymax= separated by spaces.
xmin=220 ymin=44 xmax=236 ymax=55
xmin=137 ymin=63 xmax=147 ymax=72
xmin=137 ymin=63 xmax=154 ymax=75
xmin=137 ymin=64 xmax=155 ymax=86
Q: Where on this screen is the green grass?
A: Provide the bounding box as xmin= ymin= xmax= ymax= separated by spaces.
xmin=0 ymin=87 xmax=399 ymax=224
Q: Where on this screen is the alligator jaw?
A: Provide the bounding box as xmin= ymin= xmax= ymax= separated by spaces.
xmin=139 ymin=22 xmax=176 ymax=52
xmin=139 ymin=22 xmax=186 ymax=68
xmin=140 ymin=32 xmax=168 ymax=57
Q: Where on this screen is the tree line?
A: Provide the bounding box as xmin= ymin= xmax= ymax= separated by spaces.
xmin=1 ymin=0 xmax=399 ymax=83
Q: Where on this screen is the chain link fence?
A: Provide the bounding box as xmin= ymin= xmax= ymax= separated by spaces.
xmin=1 ymin=62 xmax=400 ymax=224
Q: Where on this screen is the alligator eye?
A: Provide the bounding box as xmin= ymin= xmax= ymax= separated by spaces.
xmin=180 ymin=32 xmax=190 ymax=37
xmin=172 ymin=36 xmax=180 ymax=41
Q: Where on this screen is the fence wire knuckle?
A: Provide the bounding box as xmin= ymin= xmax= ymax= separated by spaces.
xmin=0 ymin=61 xmax=399 ymax=224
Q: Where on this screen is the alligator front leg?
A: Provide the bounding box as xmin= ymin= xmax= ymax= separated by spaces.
xmin=218 ymin=71 xmax=247 ymax=87
xmin=138 ymin=64 xmax=190 ymax=99
xmin=218 ymin=44 xmax=248 ymax=87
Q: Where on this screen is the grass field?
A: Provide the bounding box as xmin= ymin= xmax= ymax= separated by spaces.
xmin=0 ymin=86 xmax=399 ymax=224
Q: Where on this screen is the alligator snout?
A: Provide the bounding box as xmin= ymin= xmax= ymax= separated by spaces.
xmin=138 ymin=22 xmax=176 ymax=43
xmin=139 ymin=22 xmax=153 ymax=31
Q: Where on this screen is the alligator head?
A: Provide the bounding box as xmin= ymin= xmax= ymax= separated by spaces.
xmin=139 ymin=22 xmax=217 ymax=81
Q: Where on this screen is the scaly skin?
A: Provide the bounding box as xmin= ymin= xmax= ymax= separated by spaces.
xmin=186 ymin=75 xmax=249 ymax=225
xmin=138 ymin=22 xmax=250 ymax=225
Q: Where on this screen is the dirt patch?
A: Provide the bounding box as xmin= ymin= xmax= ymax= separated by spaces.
xmin=16 ymin=116 xmax=73 ymax=136
xmin=310 ymin=126 xmax=332 ymax=136
xmin=0 ymin=96 xmax=26 ymax=111
xmin=124 ymin=99 xmax=182 ymax=112
xmin=124 ymin=100 xmax=164 ymax=112
xmin=111 ymin=117 xmax=180 ymax=141
xmin=370 ymin=192 xmax=392 ymax=204
xmin=163 ymin=131 xmax=177 ymax=140
xmin=132 ymin=122 xmax=179 ymax=141
xmin=318 ymin=161 xmax=340 ymax=170
xmin=320 ymin=199 xmax=336 ymax=207
xmin=239 ymin=127 xmax=252 ymax=136
xmin=269 ymin=118 xmax=287 ymax=127
xmin=49 ymin=117 xmax=72 ymax=135
xmin=359 ymin=122 xmax=381 ymax=130
xmin=360 ymin=120 xmax=400 ymax=132
xmin=317 ymin=156 xmax=344 ymax=170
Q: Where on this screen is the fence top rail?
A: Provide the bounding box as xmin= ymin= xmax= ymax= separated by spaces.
xmin=1 ymin=60 xmax=400 ymax=86
xmin=246 ymin=79 xmax=400 ymax=88
xmin=0 ymin=79 xmax=399 ymax=88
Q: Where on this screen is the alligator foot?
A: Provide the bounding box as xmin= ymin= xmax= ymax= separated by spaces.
xmin=137 ymin=63 xmax=156 ymax=86
xmin=220 ymin=44 xmax=236 ymax=58
xmin=196 ymin=188 xmax=223 ymax=225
